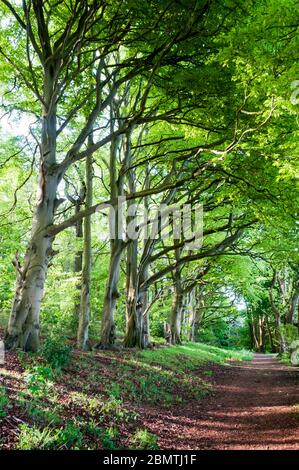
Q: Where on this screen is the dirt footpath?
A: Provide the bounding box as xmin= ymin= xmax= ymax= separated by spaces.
xmin=142 ymin=354 xmax=299 ymax=450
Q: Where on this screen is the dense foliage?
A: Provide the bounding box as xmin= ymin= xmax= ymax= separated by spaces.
xmin=0 ymin=0 xmax=298 ymax=357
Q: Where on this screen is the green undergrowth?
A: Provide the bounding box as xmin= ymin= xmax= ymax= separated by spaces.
xmin=279 ymin=352 xmax=298 ymax=365
xmin=0 ymin=385 xmax=10 ymax=418
xmin=1 ymin=341 xmax=252 ymax=450
xmin=139 ymin=342 xmax=253 ymax=368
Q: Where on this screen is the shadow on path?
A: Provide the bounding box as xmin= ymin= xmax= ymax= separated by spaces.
xmin=140 ymin=354 xmax=299 ymax=450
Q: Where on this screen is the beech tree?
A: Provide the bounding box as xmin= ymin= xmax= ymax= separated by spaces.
xmin=2 ymin=0 xmax=231 ymax=350
xmin=0 ymin=0 xmax=297 ymax=356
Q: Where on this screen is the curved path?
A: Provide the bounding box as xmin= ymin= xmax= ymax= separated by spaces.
xmin=143 ymin=354 xmax=299 ymax=449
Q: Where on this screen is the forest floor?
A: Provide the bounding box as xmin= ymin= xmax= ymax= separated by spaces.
xmin=0 ymin=339 xmax=298 ymax=450
xmin=142 ymin=354 xmax=299 ymax=450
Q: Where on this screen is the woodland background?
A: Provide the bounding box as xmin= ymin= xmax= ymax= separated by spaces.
xmin=0 ymin=0 xmax=298 ymax=450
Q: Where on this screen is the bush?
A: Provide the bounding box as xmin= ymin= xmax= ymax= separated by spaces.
xmin=24 ymin=399 xmax=61 ymax=425
xmin=282 ymin=324 xmax=299 ymax=347
xmin=58 ymin=421 xmax=83 ymax=448
xmin=129 ymin=428 xmax=158 ymax=450
xmin=25 ymin=365 xmax=55 ymax=396
xmin=0 ymin=386 xmax=9 ymax=418
xmin=101 ymin=426 xmax=119 ymax=450
xmin=41 ymin=336 xmax=71 ymax=370
xmin=17 ymin=424 xmax=59 ymax=450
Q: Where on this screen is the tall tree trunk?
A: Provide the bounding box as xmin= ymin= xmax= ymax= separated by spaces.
xmin=248 ymin=315 xmax=256 ymax=350
xmin=258 ymin=315 xmax=265 ymax=352
xmin=138 ymin=164 xmax=151 ymax=348
xmin=170 ymin=249 xmax=183 ymax=345
xmin=125 ymin=175 xmax=177 ymax=348
xmin=124 ymin=160 xmax=153 ymax=349
xmin=77 ymin=153 xmax=93 ymax=350
xmin=124 ymin=230 xmax=141 ymax=347
xmin=99 ymin=243 xmax=122 ymax=348
xmin=5 ymin=65 xmax=58 ymax=351
xmin=253 ymin=321 xmax=259 ymax=350
xmin=140 ymin=288 xmax=151 ymax=347
xmin=269 ymin=270 xmax=287 ymax=354
xmin=195 ymin=288 xmax=206 ymax=341
xmin=125 ymin=271 xmax=152 ymax=348
xmin=124 ymin=285 xmax=152 ymax=349
xmin=180 ymin=294 xmax=187 ymax=339
xmin=189 ymin=287 xmax=204 ymax=342
xmin=170 ymin=286 xmax=183 ymax=345
xmin=188 ymin=289 xmax=195 ymax=341
xmin=250 ymin=315 xmax=259 ymax=350
xmin=98 ymin=112 xmax=124 ymax=348
xmin=265 ymin=315 xmax=275 ymax=352
xmin=123 ymin=157 xmax=144 ymax=348
xmin=274 ymin=315 xmax=287 ymax=354
xmin=74 ymin=201 xmax=84 ymax=318
xmin=189 ymin=291 xmax=196 ymax=342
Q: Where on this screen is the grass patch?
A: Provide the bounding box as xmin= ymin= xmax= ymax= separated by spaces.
xmin=81 ymin=342 xmax=253 ymax=407
xmin=16 ymin=422 xmax=83 ymax=450
xmin=139 ymin=342 xmax=253 ymax=368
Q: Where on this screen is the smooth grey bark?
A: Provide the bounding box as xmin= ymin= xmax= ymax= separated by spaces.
xmin=123 ymin=163 xmax=145 ymax=348
xmin=126 ymin=278 xmax=152 ymax=348
xmin=189 ymin=286 xmax=204 ymax=342
xmin=5 ymin=64 xmax=58 ymax=351
xmin=77 ymin=153 xmax=93 ymax=350
xmin=99 ymin=243 xmax=123 ymax=348
xmin=189 ymin=289 xmax=196 ymax=342
xmin=136 ymin=164 xmax=151 ymax=348
xmin=4 ymin=6 xmax=105 ymax=352
xmin=2 ymin=6 xmax=154 ymax=352
xmin=140 ymin=289 xmax=151 ymax=347
xmin=169 ymin=248 xmax=183 ymax=345
xmin=74 ymin=201 xmax=83 ymax=318
xmin=125 ymin=257 xmax=152 ymax=348
xmin=136 ymin=257 xmax=152 ymax=348
xmin=258 ymin=315 xmax=265 ymax=352
xmin=249 ymin=313 xmax=259 ymax=351
xmin=124 ymin=233 xmax=141 ymax=347
xmin=170 ymin=290 xmax=183 ymax=345
xmin=98 ymin=117 xmax=125 ymax=348
xmin=253 ymin=317 xmax=260 ymax=351
xmin=269 ymin=270 xmax=287 ymax=354
xmin=124 ymin=162 xmax=173 ymax=348
xmin=123 ymin=147 xmax=146 ymax=348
